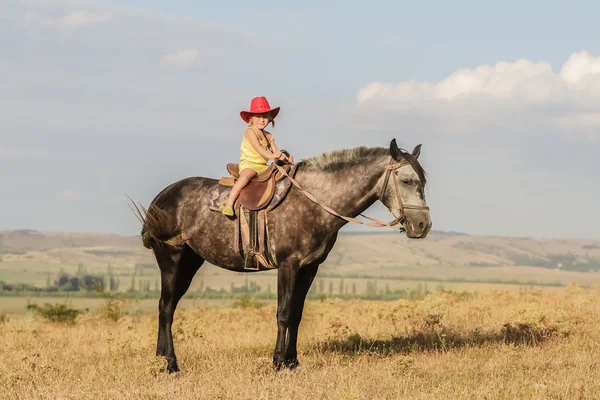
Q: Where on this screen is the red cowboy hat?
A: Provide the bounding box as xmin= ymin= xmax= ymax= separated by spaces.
xmin=240 ymin=96 xmax=280 ymax=123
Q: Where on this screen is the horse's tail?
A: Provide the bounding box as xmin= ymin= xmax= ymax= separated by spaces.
xmin=127 ymin=195 xmax=181 ymax=249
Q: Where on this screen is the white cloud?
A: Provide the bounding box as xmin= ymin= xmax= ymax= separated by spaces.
xmin=356 ymin=51 xmax=600 ymax=136
xmin=24 ymin=10 xmax=112 ymax=29
xmin=58 ymin=189 xmax=78 ymax=199
xmin=2 ymin=1 xmax=254 ymax=139
xmin=24 ymin=11 xmax=35 ymax=26
xmin=160 ymin=48 xmax=199 ymax=69
xmin=56 ymin=10 xmax=112 ymax=27
xmin=560 ymin=51 xmax=600 ymax=83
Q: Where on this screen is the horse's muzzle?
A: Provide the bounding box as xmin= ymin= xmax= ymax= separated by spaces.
xmin=404 ymin=212 xmax=432 ymax=239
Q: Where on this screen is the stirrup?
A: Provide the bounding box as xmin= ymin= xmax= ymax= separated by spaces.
xmin=244 ymin=250 xmax=260 ymax=271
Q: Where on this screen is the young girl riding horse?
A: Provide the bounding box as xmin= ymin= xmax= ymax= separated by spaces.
xmin=222 ymin=96 xmax=294 ymax=217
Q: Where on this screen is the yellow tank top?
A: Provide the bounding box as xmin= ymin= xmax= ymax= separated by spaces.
xmin=238 ymin=127 xmax=273 ymax=173
xmin=240 ymin=136 xmax=269 ymax=166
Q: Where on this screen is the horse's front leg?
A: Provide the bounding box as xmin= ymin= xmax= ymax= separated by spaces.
xmin=273 ymin=263 xmax=297 ymax=370
xmin=284 ymin=263 xmax=319 ymax=369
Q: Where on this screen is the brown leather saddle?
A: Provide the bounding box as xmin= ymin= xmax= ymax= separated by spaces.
xmin=217 ymin=159 xmax=291 ymax=211
xmin=213 ymin=154 xmax=295 ymax=271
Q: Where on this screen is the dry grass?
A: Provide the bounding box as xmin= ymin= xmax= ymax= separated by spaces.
xmin=1 ymin=285 xmax=599 ymax=399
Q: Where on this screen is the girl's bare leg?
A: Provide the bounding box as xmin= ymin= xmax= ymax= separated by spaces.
xmin=223 ymin=169 xmax=258 ymax=214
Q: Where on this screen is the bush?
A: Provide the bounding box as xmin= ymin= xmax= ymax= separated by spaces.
xmin=99 ymin=293 xmax=135 ymax=322
xmin=232 ymin=296 xmax=264 ymax=309
xmin=27 ymin=303 xmax=82 ymax=324
xmin=101 ymin=297 xmax=124 ymax=321
xmin=0 ymin=312 xmax=7 ymax=324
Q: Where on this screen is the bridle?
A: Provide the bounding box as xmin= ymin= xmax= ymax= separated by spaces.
xmin=374 ymin=158 xmax=430 ymax=228
xmin=273 ymin=157 xmax=430 ymax=232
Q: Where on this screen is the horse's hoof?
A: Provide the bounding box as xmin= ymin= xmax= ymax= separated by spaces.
xmin=284 ymin=358 xmax=300 ymax=369
xmin=167 ymin=359 xmax=180 ymax=374
xmin=272 ymin=357 xmax=285 ymax=371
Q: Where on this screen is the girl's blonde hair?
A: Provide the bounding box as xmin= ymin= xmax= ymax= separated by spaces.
xmin=247 ymin=113 xmax=275 ymax=128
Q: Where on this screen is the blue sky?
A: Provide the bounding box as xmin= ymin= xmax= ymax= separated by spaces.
xmin=1 ymin=0 xmax=599 ymax=239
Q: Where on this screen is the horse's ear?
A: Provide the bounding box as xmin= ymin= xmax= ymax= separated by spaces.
xmin=390 ymin=139 xmax=403 ymax=161
xmin=412 ymin=144 xmax=422 ymax=159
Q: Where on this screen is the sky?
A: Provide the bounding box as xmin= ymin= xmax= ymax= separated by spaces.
xmin=1 ymin=0 xmax=599 ymax=239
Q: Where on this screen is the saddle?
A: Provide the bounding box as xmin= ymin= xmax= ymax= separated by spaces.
xmin=217 ymin=161 xmax=291 ymax=210
xmin=210 ymin=156 xmax=298 ymax=271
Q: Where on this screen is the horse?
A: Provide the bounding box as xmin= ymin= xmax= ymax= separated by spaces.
xmin=137 ymin=139 xmax=431 ymax=373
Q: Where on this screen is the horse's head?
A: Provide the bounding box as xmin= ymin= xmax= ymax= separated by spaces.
xmin=379 ymin=139 xmax=431 ymax=239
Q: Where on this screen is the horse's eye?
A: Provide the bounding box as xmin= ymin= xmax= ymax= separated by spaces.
xmin=402 ymin=180 xmax=411 ymax=185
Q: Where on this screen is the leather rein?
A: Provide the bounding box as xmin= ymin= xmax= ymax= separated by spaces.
xmin=273 ymin=158 xmax=430 ymax=232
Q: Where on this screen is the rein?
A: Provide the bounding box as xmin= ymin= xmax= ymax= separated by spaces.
xmin=273 ymin=159 xmax=429 ymax=232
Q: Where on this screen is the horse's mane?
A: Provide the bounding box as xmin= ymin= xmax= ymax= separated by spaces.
xmin=302 ymin=146 xmax=389 ymax=169
xmin=302 ymin=146 xmax=427 ymax=187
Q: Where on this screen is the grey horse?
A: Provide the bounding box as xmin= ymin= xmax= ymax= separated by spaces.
xmin=138 ymin=139 xmax=431 ymax=372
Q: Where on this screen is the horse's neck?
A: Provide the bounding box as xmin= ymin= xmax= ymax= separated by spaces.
xmin=295 ymin=157 xmax=388 ymax=225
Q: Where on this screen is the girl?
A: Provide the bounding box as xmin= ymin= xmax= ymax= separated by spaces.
xmin=222 ymin=96 xmax=294 ymax=217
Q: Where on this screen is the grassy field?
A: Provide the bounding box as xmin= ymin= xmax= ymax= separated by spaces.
xmin=0 ymin=297 xmax=236 ymax=315
xmin=0 ymin=275 xmax=569 ymax=316
xmin=0 ymin=279 xmax=563 ymax=315
xmin=1 ymin=286 xmax=598 ymax=399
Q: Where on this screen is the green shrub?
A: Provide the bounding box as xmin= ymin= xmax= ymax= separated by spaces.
xmin=27 ymin=303 xmax=81 ymax=324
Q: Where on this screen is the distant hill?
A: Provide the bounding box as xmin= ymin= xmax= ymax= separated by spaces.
xmin=0 ymin=230 xmax=140 ymax=254
xmin=1 ymin=229 xmax=600 ymax=274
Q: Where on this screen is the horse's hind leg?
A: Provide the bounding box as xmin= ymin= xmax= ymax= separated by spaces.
xmin=154 ymin=244 xmax=204 ymax=373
